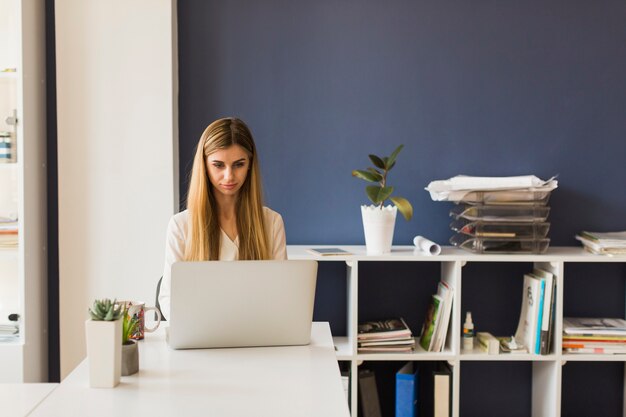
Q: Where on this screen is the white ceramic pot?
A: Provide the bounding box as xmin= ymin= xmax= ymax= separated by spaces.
xmin=85 ymin=318 xmax=122 ymax=388
xmin=361 ymin=205 xmax=397 ymax=255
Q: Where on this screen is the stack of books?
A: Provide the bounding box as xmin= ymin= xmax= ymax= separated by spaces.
xmin=418 ymin=280 xmax=454 ymax=352
xmin=425 ymin=175 xmax=557 ymax=254
xmin=563 ymin=317 xmax=626 ymax=354
xmin=0 ymin=216 xmax=18 ymax=248
xmin=357 ymin=318 xmax=415 ymax=353
xmin=575 ymin=231 xmax=626 ymax=256
xmin=0 ymin=323 xmax=19 ymax=342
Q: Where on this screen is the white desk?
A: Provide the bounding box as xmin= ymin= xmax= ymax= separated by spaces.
xmin=0 ymin=383 xmax=57 ymax=416
xmin=31 ymin=322 xmax=349 ymax=417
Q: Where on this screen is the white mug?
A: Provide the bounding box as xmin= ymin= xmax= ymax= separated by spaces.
xmin=122 ymin=301 xmax=161 ymax=340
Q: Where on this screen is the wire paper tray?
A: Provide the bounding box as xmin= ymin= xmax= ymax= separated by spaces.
xmin=450 ymin=189 xmax=553 ymax=205
xmin=450 ymin=233 xmax=550 ymax=254
xmin=450 ymin=219 xmax=550 ymax=239
xmin=450 ymin=205 xmax=550 ymax=223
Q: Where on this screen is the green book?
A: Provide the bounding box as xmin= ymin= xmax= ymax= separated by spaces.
xmin=419 ymin=294 xmax=442 ymax=351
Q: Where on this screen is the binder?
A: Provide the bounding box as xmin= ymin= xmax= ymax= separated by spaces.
xmin=359 ymin=369 xmax=382 ymax=417
xmin=396 ymin=362 xmax=419 ymax=417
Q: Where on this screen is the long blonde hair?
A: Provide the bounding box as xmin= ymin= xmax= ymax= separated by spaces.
xmin=184 ymin=117 xmax=270 ymax=261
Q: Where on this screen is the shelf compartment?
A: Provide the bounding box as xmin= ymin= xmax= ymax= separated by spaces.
xmin=460 ymin=361 xmax=559 ymax=417
xmin=561 ymin=361 xmax=624 ymax=417
xmin=359 ymin=360 xmax=453 ymax=417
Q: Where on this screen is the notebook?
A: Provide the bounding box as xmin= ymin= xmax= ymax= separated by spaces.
xmin=167 ymin=260 xmax=318 ymax=349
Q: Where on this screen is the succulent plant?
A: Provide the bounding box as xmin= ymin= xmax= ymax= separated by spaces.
xmin=352 ymin=144 xmax=414 ymax=220
xmin=122 ymin=309 xmax=140 ymax=344
xmin=88 ymin=299 xmax=123 ymax=321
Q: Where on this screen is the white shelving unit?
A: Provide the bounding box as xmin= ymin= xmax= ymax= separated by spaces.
xmin=288 ymin=245 xmax=626 ymax=417
xmin=0 ymin=0 xmax=47 ymax=382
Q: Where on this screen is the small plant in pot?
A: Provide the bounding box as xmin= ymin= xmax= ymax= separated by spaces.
xmin=86 ymin=299 xmax=123 ymax=388
xmin=352 ymin=145 xmax=413 ymax=255
xmin=121 ymin=307 xmax=140 ymax=376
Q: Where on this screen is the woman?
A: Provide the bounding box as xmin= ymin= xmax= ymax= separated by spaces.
xmin=159 ymin=117 xmax=287 ymax=319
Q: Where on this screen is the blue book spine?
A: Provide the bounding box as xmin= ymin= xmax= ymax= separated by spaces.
xmin=534 ymin=279 xmax=545 ymax=354
xmin=396 ymin=365 xmax=419 ymax=417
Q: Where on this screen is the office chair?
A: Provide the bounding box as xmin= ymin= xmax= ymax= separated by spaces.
xmin=155 ymin=276 xmax=166 ymax=321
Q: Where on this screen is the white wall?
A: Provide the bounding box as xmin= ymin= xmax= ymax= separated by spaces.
xmin=55 ymin=0 xmax=178 ymax=378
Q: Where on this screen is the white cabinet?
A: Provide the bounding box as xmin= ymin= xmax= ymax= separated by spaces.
xmin=0 ymin=0 xmax=47 ymax=382
xmin=288 ymin=246 xmax=626 ymax=417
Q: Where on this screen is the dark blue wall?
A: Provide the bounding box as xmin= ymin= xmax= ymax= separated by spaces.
xmin=177 ymin=2 xmax=626 ymax=415
xmin=178 ymin=0 xmax=626 ymax=247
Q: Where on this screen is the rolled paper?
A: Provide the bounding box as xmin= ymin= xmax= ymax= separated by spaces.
xmin=413 ymin=235 xmax=442 ymax=256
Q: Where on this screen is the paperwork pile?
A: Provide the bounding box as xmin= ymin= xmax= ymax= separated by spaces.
xmin=0 ymin=216 xmax=18 ymax=248
xmin=575 ymin=231 xmax=626 ymax=256
xmin=425 ymin=175 xmax=558 ymax=254
xmin=0 ymin=323 xmax=19 ymax=342
xmin=563 ymin=317 xmax=626 ymax=354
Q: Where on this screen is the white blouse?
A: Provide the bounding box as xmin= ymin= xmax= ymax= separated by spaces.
xmin=159 ymin=207 xmax=288 ymax=319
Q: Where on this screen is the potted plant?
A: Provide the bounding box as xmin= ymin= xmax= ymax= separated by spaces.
xmin=85 ymin=298 xmax=123 ymax=388
xmin=352 ymin=145 xmax=413 ymax=255
xmin=121 ymin=308 xmax=140 ymax=376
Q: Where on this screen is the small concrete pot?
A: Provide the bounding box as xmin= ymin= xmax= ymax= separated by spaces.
xmin=121 ymin=341 xmax=139 ymax=376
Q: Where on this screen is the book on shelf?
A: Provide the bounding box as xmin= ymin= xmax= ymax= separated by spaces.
xmin=433 ymin=362 xmax=452 ymax=417
xmin=358 ymin=317 xmax=412 ymax=341
xmin=563 ymin=334 xmax=626 ymax=342
xmin=532 ymin=267 xmax=555 ymax=355
xmin=432 ymin=280 xmax=454 ymax=352
xmin=563 ymin=340 xmax=626 ymax=349
xmin=0 ymin=324 xmax=19 ymax=334
xmin=562 ymin=317 xmax=626 ymax=354
xmin=563 ymin=317 xmax=626 ymax=336
xmin=396 ymin=362 xmax=419 ymax=417
xmin=359 ymin=338 xmax=416 ymax=347
xmin=358 ymin=317 xmax=414 ymax=353
xmin=514 ymin=274 xmax=545 ymax=354
xmin=419 ymin=294 xmax=443 ymax=351
xmin=564 ymin=346 xmax=626 ymax=354
xmin=576 ymin=231 xmax=626 ymax=255
xmin=358 ymin=369 xmax=383 ymax=417
xmin=358 ymin=345 xmax=415 ymax=353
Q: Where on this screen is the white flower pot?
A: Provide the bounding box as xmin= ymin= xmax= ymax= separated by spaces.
xmin=361 ymin=205 xmax=397 ymax=255
xmin=85 ymin=318 xmax=122 ymax=388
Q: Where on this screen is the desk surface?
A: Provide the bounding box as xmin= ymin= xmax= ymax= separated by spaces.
xmin=31 ymin=322 xmax=349 ymax=417
xmin=0 ymin=383 xmax=57 ymax=416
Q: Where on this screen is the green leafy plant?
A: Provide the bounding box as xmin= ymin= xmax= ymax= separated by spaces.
xmin=352 ymin=144 xmax=413 ymax=220
xmin=122 ymin=309 xmax=140 ymax=345
xmin=88 ymin=299 xmax=123 ymax=321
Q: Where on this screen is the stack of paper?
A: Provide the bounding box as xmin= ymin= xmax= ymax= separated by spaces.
xmin=357 ymin=317 xmax=415 ymax=353
xmin=563 ymin=317 xmax=626 ymax=354
xmin=575 ymin=231 xmax=626 ymax=256
xmin=0 ymin=216 xmax=18 ymax=248
xmin=0 ymin=323 xmax=19 ymax=342
xmin=425 ymin=175 xmax=558 ymax=203
xmin=425 ymin=175 xmax=557 ymax=254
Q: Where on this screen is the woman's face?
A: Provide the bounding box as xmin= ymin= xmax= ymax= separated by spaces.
xmin=205 ymin=144 xmax=250 ymax=198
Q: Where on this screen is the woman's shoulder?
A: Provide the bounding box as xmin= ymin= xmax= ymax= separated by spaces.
xmin=169 ymin=210 xmax=189 ymax=229
xmin=262 ymin=206 xmax=284 ymax=223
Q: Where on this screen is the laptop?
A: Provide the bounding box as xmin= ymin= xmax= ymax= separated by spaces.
xmin=167 ymin=260 xmax=318 ymax=349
